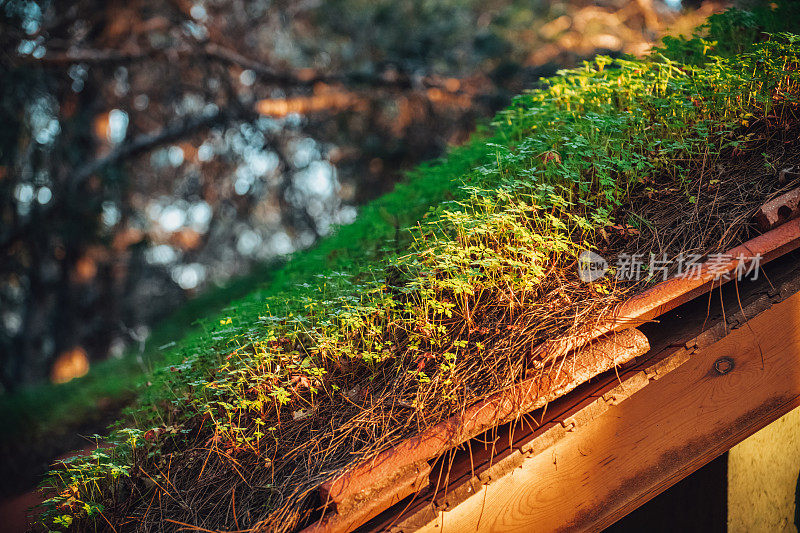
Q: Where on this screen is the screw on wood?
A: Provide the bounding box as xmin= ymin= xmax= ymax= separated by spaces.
xmin=714 ymin=357 xmax=734 ymax=375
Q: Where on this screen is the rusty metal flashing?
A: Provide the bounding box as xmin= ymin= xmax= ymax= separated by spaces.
xmin=315 ymin=462 xmax=432 ymax=533
xmin=756 ymin=185 xmax=800 ymax=230
xmin=304 ymin=218 xmax=800 ymax=533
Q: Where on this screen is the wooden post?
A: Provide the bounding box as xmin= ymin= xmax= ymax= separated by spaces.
xmin=728 ymin=407 xmax=800 ymax=532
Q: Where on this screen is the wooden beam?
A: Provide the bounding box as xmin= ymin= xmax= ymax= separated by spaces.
xmin=386 ymin=286 xmax=800 ymax=532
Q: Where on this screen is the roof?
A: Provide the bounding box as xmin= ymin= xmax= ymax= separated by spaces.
xmin=306 ymin=214 xmax=800 ymax=532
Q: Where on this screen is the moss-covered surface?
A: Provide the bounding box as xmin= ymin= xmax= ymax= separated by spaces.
xmin=38 ymin=4 xmax=800 ymax=531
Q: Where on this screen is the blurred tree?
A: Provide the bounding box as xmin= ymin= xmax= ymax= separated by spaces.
xmin=0 ymin=0 xmax=709 ymax=389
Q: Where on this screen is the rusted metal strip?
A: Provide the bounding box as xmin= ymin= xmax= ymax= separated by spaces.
xmin=313 ymin=462 xmax=432 ymax=533
xmin=756 ymin=186 xmax=800 ymax=230
xmin=304 ymin=328 xmax=650 ymax=533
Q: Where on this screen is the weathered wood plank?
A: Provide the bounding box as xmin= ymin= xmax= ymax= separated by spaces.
xmin=406 ymin=288 xmax=800 ymax=533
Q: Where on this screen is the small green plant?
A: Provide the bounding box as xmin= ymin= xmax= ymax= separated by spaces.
xmin=39 ymin=444 xmax=132 ymax=532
